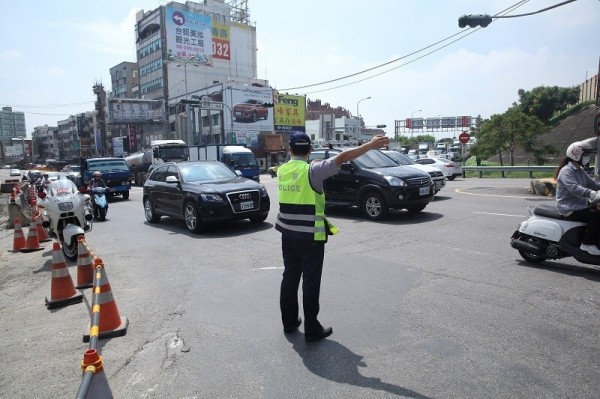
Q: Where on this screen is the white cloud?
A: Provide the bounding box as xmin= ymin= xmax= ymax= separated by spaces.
xmin=0 ymin=49 xmax=22 ymax=62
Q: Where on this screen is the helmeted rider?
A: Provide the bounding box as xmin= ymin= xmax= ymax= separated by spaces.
xmin=37 ymin=173 xmax=52 ymax=191
xmin=554 ymin=140 xmax=600 ymax=255
xmin=88 ymin=171 xmax=107 ymax=189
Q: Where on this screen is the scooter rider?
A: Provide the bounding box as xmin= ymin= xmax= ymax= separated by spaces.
xmin=554 ymin=141 xmax=600 ymax=255
xmin=88 ymin=171 xmax=106 ymax=189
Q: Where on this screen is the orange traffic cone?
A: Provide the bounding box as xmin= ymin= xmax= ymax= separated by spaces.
xmin=76 ymin=237 xmax=94 ymax=289
xmin=80 ymin=349 xmax=113 ymax=398
xmin=35 ymin=211 xmax=51 ymax=243
xmin=21 ymin=221 xmax=44 ymax=253
xmin=11 ymin=218 xmax=26 ymax=252
xmin=83 ymin=258 xmax=128 ymax=342
xmin=45 ymin=242 xmax=83 ymax=309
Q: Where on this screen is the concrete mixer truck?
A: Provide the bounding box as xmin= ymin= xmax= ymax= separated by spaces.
xmin=125 ymin=139 xmax=189 ymax=185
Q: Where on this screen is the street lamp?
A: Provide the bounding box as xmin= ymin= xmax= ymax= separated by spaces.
xmin=356 ymin=96 xmax=372 ymax=119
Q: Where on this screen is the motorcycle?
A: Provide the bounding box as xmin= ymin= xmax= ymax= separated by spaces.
xmin=510 ymin=203 xmax=600 ymax=266
xmin=37 ymin=179 xmax=93 ymax=261
xmin=88 ymin=186 xmax=110 ymax=221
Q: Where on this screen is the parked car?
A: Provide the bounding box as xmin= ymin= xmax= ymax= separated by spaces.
xmin=233 ymin=99 xmax=269 ymax=122
xmin=381 ymin=150 xmax=446 ymax=194
xmin=307 ymin=148 xmax=434 ymax=220
xmin=416 ymin=157 xmax=463 ymax=180
xmin=142 ymin=161 xmax=270 ymax=233
xmin=9 ymin=168 xmax=21 ymax=176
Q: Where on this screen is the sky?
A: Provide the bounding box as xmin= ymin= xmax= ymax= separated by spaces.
xmin=0 ymin=0 xmax=598 ymax=140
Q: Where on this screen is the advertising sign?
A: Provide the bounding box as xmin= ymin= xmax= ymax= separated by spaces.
xmin=274 ymin=94 xmax=306 ymax=134
xmin=165 ymin=6 xmax=213 ymax=66
xmin=224 ymin=86 xmax=273 ymax=132
xmin=212 ymin=22 xmax=230 ymax=61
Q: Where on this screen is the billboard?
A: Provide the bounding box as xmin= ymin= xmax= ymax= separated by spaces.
xmin=165 ymin=6 xmax=213 ymax=66
xmin=274 ymin=94 xmax=306 ymax=134
xmin=225 ymin=85 xmax=274 ymax=147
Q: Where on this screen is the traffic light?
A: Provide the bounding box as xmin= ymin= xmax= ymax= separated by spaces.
xmin=263 ymin=102 xmax=274 ymax=108
xmin=458 ymin=14 xmax=492 ymax=28
xmin=180 ymin=98 xmax=200 ymax=105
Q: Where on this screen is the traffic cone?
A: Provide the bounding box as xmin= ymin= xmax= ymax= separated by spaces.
xmin=80 ymin=349 xmax=113 ymax=398
xmin=76 ymin=237 xmax=94 ymax=289
xmin=11 ymin=218 xmax=26 ymax=252
xmin=21 ymin=221 xmax=44 ymax=253
xmin=83 ymin=258 xmax=128 ymax=342
xmin=45 ymin=242 xmax=83 ymax=309
xmin=35 ymin=211 xmax=51 ymax=243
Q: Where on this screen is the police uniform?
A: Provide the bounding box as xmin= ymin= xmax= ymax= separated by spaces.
xmin=276 ymin=158 xmax=339 ymax=338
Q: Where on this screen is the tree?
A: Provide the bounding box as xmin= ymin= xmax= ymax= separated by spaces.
xmin=514 ymin=86 xmax=580 ymax=124
xmin=469 ymin=108 xmax=553 ymax=166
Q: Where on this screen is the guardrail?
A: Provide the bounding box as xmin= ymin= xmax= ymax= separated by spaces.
xmin=462 ymin=165 xmax=556 ymax=178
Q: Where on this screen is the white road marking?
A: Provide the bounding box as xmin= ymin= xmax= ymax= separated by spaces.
xmin=473 ymin=211 xmax=526 ymax=218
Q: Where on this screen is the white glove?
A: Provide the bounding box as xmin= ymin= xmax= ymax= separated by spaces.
xmin=590 ymin=190 xmax=600 ymax=204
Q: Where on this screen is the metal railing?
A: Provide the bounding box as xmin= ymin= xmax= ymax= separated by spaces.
xmin=462 ymin=165 xmax=556 ymax=178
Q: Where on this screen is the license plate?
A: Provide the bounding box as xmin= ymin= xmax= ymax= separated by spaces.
xmin=419 ymin=186 xmax=430 ymax=196
xmin=240 ymin=201 xmax=254 ymax=210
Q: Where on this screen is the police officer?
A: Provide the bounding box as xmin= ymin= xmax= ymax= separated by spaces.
xmin=276 ymin=131 xmax=390 ymax=342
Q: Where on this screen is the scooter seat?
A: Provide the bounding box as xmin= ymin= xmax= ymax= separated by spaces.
xmin=533 ymin=204 xmax=566 ymax=220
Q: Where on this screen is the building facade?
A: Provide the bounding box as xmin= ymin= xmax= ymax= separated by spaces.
xmin=0 ymin=106 xmax=26 ymax=147
xmin=132 ymin=0 xmax=263 ymax=148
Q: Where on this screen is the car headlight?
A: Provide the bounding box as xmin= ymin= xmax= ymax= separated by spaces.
xmin=383 ymin=176 xmax=406 ymax=186
xmin=200 ymin=193 xmax=224 ymax=202
xmin=259 ymin=186 xmax=268 ymax=197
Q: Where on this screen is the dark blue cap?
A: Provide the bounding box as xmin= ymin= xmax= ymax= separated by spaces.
xmin=289 ymin=131 xmax=311 ymax=149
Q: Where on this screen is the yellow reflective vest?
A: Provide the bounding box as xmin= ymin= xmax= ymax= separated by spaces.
xmin=275 ymin=160 xmax=338 ymax=241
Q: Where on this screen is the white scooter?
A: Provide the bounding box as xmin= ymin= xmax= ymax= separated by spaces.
xmin=37 ymin=179 xmax=93 ymax=260
xmin=510 ymin=203 xmax=600 ymax=266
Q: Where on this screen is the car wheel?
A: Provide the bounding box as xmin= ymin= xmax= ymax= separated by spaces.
xmin=249 ymin=213 xmax=268 ymax=223
xmin=252 ymin=112 xmax=258 ymax=122
xmin=447 ymin=176 xmax=456 ymax=181
xmin=184 ymin=201 xmax=205 ymax=233
xmin=361 ymin=192 xmax=388 ymax=221
xmin=144 ymin=197 xmax=160 ymax=223
xmin=407 ymin=205 xmax=426 ymax=213
xmin=122 ymin=190 xmax=130 ymax=200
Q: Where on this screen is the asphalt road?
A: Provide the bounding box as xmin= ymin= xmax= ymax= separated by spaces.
xmin=0 ymin=171 xmax=599 ymax=398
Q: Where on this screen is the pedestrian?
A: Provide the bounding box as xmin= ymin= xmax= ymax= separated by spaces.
xmin=276 ymin=131 xmax=391 ymax=342
xmin=554 ymin=140 xmax=600 ymax=255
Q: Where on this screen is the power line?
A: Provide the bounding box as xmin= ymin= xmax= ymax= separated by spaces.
xmin=0 ymin=100 xmax=95 ymax=108
xmin=280 ymin=0 xmax=534 ymax=93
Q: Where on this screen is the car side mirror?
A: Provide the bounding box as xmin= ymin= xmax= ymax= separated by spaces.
xmin=165 ymin=176 xmax=179 ymax=184
xmin=340 ymin=163 xmax=354 ymax=172
xmin=235 ymin=170 xmax=242 ymax=177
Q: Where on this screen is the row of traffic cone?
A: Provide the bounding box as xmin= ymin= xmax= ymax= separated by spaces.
xmin=11 ymin=217 xmax=49 ymax=253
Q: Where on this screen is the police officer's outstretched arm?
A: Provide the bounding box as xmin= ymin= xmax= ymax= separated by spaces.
xmin=334 ymin=135 xmax=391 ymax=166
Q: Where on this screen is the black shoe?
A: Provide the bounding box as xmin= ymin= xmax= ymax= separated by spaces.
xmin=284 ymin=318 xmax=302 ymax=333
xmin=305 ymin=326 xmax=333 ymax=342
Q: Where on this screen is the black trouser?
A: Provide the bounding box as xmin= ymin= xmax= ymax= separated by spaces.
xmin=567 ymin=208 xmax=600 ymax=245
xmin=280 ymin=236 xmax=325 ymax=335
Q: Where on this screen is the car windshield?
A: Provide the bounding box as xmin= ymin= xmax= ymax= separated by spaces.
xmin=231 ymin=153 xmax=258 ymax=167
xmin=354 ymin=150 xmax=398 ymax=169
xmin=88 ymin=161 xmax=129 ymax=173
xmin=384 ymin=151 xmax=415 ymax=166
xmin=179 ymin=162 xmax=237 ymax=182
xmin=47 ymin=178 xmax=78 ymax=196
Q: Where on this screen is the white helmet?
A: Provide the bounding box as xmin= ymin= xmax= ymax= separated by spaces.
xmin=566 ymin=141 xmax=592 ymax=162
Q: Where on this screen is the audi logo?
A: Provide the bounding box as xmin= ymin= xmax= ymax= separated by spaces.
xmin=238 ymin=193 xmax=252 ymax=200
